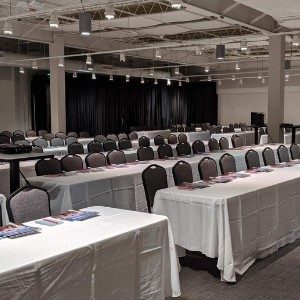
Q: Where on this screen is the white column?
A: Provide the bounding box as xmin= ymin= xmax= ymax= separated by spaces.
xmin=268 ymin=35 xmax=285 ymax=143
xmin=49 ymin=34 xmax=66 ymax=133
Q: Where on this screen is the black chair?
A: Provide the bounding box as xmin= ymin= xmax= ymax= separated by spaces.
xmin=215 ymin=126 xmax=222 ymax=134
xmin=33 ymin=138 xmax=48 ymax=148
xmin=198 ymin=157 xmax=218 ymax=181
xmin=172 ymin=161 xmax=193 ymax=186
xmin=94 ymin=134 xmax=107 ymax=143
xmin=107 ymin=150 xmax=126 ymax=165
xmin=137 ymin=146 xmax=154 ymax=161
xmin=65 ymin=136 xmax=78 ymax=146
xmin=154 ymin=135 xmax=165 ymax=146
xmin=192 ymin=140 xmax=205 ymax=154
xmin=107 ymin=134 xmax=118 ymax=141
xmin=128 ymin=132 xmax=138 ymax=141
xmin=56 ymin=132 xmax=67 ymax=140
xmin=223 ymin=127 xmax=229 ymax=133
xmin=85 ymin=153 xmax=106 ymax=168
xmin=67 ymin=131 xmax=78 ymax=138
xmin=35 ymin=158 xmax=62 ymax=176
xmin=229 ymin=124 xmax=234 ymax=132
xmin=79 ymin=132 xmax=89 ymax=138
xmin=157 ymin=144 xmax=173 ymax=159
xmin=32 ymin=145 xmax=43 ymax=153
xmin=61 ymin=155 xmax=83 ymax=172
xmin=15 ymin=139 xmax=30 ymax=146
xmin=262 ymin=147 xmax=276 ymax=166
xmin=219 ymin=137 xmax=229 ymax=150
xmin=103 ymin=139 xmax=118 ymax=152
xmin=178 ymin=133 xmax=187 ymax=143
xmin=142 ymin=164 xmax=168 ymax=213
xmin=277 ymin=145 xmax=290 ymax=163
xmin=167 ymin=134 xmax=178 ymax=145
xmin=50 ymin=137 xmax=64 ymax=147
xmin=208 ymin=138 xmax=219 ymax=151
xmin=38 ymin=130 xmax=47 ymax=137
xmin=234 ymin=123 xmax=239 ymax=128
xmin=44 ymin=133 xmax=54 ymax=141
xmin=139 ymin=136 xmax=150 ymax=147
xmin=245 ymin=149 xmax=260 ymax=169
xmin=26 ymin=130 xmax=36 ymax=137
xmin=118 ymin=133 xmax=128 ymax=141
xmin=232 ymin=135 xmax=243 ymax=148
xmin=0 ymin=134 xmax=10 ymax=144
xmin=219 ymin=153 xmax=236 ymax=175
xmin=11 ymin=134 xmax=25 ymax=144
xmin=118 ymin=139 xmax=132 ymax=150
xmin=0 ymin=130 xmax=12 ymax=138
xmin=88 ymin=141 xmax=103 ymax=153
xmin=290 ymin=143 xmax=300 ymax=160
xmin=68 ymin=142 xmax=84 ymax=155
xmin=13 ymin=130 xmax=24 ymax=137
xmin=176 ymin=142 xmax=192 ymax=156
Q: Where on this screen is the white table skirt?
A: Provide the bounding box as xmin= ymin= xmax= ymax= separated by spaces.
xmin=0 ymin=206 xmax=181 ymax=299
xmin=284 ymin=132 xmax=300 ymax=144
xmin=136 ymin=129 xmax=171 ymax=139
xmin=153 ymin=165 xmax=300 ymax=282
xmin=211 ymin=131 xmax=255 ymax=148
xmin=173 ymin=131 xmax=211 ymax=142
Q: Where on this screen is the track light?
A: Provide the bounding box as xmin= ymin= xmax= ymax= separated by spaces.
xmin=126 ymin=75 xmax=130 ymax=82
xmin=73 ymin=71 xmax=77 ymax=78
xmin=141 ymin=77 xmax=145 ymax=84
xmin=109 ymin=74 xmax=113 ymax=81
xmin=185 ymin=77 xmax=190 ymax=83
xmin=49 ymin=13 xmax=59 ymax=28
xmin=174 ymin=67 xmax=180 ymax=75
xmin=204 ymin=66 xmax=209 ymax=73
xmin=86 ymin=55 xmax=92 ymax=65
xmin=208 ymin=75 xmax=212 ymax=82
xmin=92 ymin=73 xmax=96 ymax=80
xmin=19 ymin=67 xmax=25 ymax=74
xmin=292 ymin=35 xmax=300 ymax=46
xmin=195 ymin=46 xmax=202 ymax=56
xmin=235 ymin=62 xmax=241 ymax=70
xmin=105 ymin=1 xmax=116 ymax=20
xmin=179 ymin=81 xmax=182 ymax=87
xmin=79 ymin=12 xmax=91 ymax=36
xmin=149 ymin=68 xmax=154 ymax=76
xmin=155 ymin=49 xmax=162 ymax=59
xmin=216 ymin=44 xmax=225 ymax=60
xmin=58 ymin=58 xmax=64 ymax=68
xmin=218 ymin=80 xmax=222 ymax=86
xmin=239 ymin=78 xmax=243 ymax=85
xmin=167 ymin=79 xmax=171 ymax=86
xmin=240 ymin=40 xmax=248 ymax=51
xmin=3 ymin=20 xmax=12 ymax=35
xmin=32 ymin=60 xmax=38 ymax=69
xmin=170 ymin=0 xmax=183 ymax=9
xmin=120 ymin=52 xmax=126 ymax=62
xmin=261 ymin=77 xmax=265 ymax=84
xmin=231 ymin=74 xmax=235 ymax=81
xmin=87 ymin=62 xmax=94 ymax=71
xmin=154 ymin=78 xmax=158 ymax=85
xmin=258 ymin=73 xmax=262 ymax=79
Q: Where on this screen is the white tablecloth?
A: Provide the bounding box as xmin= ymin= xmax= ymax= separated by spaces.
xmin=173 ymin=131 xmax=211 ymax=142
xmin=0 ymin=206 xmax=181 ymax=299
xmin=284 ymin=132 xmax=300 ymax=144
xmin=211 ymin=131 xmax=255 ymax=148
xmin=136 ymin=129 xmax=171 ymax=139
xmin=153 ymin=165 xmax=300 ymax=282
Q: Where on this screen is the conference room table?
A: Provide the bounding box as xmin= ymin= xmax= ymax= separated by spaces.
xmin=211 ymin=131 xmax=255 ymax=148
xmin=135 ymin=129 xmax=171 ymax=139
xmin=153 ymin=163 xmax=300 ymax=283
xmin=0 ymin=206 xmax=181 ymax=299
xmin=173 ymin=131 xmax=211 ymax=142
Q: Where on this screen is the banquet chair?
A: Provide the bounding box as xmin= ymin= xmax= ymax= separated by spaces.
xmin=201 ymin=124 xmax=207 ymax=131
xmin=137 ymin=146 xmax=154 ymax=161
xmin=35 ymin=158 xmax=62 ymax=176
xmin=68 ymin=131 xmax=78 ymax=138
xmin=65 ymin=136 xmax=78 ymax=146
xmin=277 ymin=145 xmax=290 ymax=163
xmin=208 ymin=138 xmax=220 ymax=151
xmin=61 ymin=155 xmax=83 ymax=172
xmin=198 ymin=157 xmax=218 ymax=181
xmin=107 ymin=134 xmax=118 ymax=141
xmin=0 ymin=134 xmax=11 ymax=144
xmin=14 ymin=139 xmax=30 ymax=146
xmin=223 ymin=127 xmax=229 ymax=133
xmin=206 ymin=123 xmax=211 ymax=130
xmin=234 ymin=123 xmax=239 ymax=128
xmin=68 ymin=142 xmax=84 ymax=155
xmin=13 ymin=130 xmax=24 ymax=137
xmin=262 ymin=147 xmax=276 ymax=166
xmin=154 ymin=135 xmax=165 ymax=146
xmin=26 ymin=130 xmax=36 ymax=137
xmin=55 ymin=132 xmax=67 ymax=140
xmin=128 ymin=132 xmax=138 ymax=141
xmin=103 ymin=139 xmax=118 ymax=152
xmin=88 ymin=141 xmax=103 ymax=153
xmin=142 ymin=164 xmax=168 ymax=213
xmin=129 ymin=126 xmax=137 ymax=132
xmin=172 ymin=161 xmax=193 ymax=186
xmin=241 ymin=125 xmax=246 ymax=132
xmin=192 ymin=140 xmax=205 ymax=154
xmin=178 ymin=133 xmax=187 ymax=143
xmin=178 ymin=126 xmax=184 ymax=132
xmin=44 ymin=133 xmax=54 ymax=141
xmin=157 ymin=144 xmax=173 ymax=159
xmin=139 ymin=136 xmax=150 ymax=147
xmin=0 ymin=130 xmax=12 ymax=138
xmin=85 ymin=153 xmax=106 ymax=168
xmin=231 ymin=135 xmax=243 ymax=148
xmin=38 ymin=130 xmax=47 ymax=137
xmin=79 ymin=132 xmax=89 ymax=138
xmin=118 ymin=133 xmax=128 ymax=141
xmin=94 ymin=134 xmax=107 ymax=143
xmin=11 ymin=134 xmax=25 ymax=143
xmin=167 ymin=134 xmax=178 ymax=144
xmin=50 ymin=137 xmax=64 ymax=147
xmin=215 ymin=126 xmax=222 ymax=134
xmin=219 ymin=153 xmax=237 ymax=175
xmin=245 ymin=149 xmax=260 ymax=169
xmin=7 ymin=185 xmax=51 ymax=223
xmin=32 ymin=145 xmax=43 ymax=153
xmin=219 ymin=137 xmax=229 ymax=150
xmin=107 ymin=150 xmax=126 ymax=165
xmin=118 ymin=139 xmax=132 ymax=150
xmin=176 ymin=142 xmax=192 ymax=156
xmin=33 ymin=138 xmax=48 ymax=148
xmin=290 ymin=143 xmax=300 ymax=160
xmin=259 ymin=127 xmax=265 ymax=136
xmin=229 ymin=124 xmax=234 ymax=132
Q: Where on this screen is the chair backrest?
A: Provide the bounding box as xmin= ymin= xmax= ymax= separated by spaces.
xmin=85 ymin=153 xmax=106 ymax=168
xmin=103 ymin=139 xmax=118 ymax=151
xmin=208 ymin=138 xmax=220 ymax=151
xmin=223 ymin=127 xmax=229 ymax=133
xmin=157 ymin=144 xmax=173 ymax=159
xmin=32 ymin=145 xmax=43 ymax=153
xmin=154 ymin=135 xmax=165 ymax=146
xmin=68 ymin=142 xmax=84 ymax=155
xmin=118 ymin=133 xmax=128 ymax=141
xmin=88 ymin=141 xmax=103 ymax=153
xmin=55 ymin=132 xmax=67 ymax=140
xmin=35 ymin=158 xmax=62 ymax=176
xmin=234 ymin=123 xmax=239 ymax=128
xmin=192 ymin=140 xmax=205 ymax=154
xmin=259 ymin=127 xmax=265 ymax=136
xmin=60 ymin=155 xmax=83 ymax=172
xmin=167 ymin=134 xmax=178 ymax=145
xmin=118 ymin=139 xmax=132 ymax=150
xmin=172 ymin=160 xmax=193 ymax=186
xmin=142 ymin=164 xmax=168 ymax=213
xmin=65 ymin=136 xmax=78 ymax=146
xmin=137 ymin=146 xmax=154 ymax=161
xmin=219 ymin=137 xmax=229 ymax=150
xmin=0 ymin=130 xmax=12 ymax=138
xmin=139 ymin=136 xmax=150 ymax=147
xmin=38 ymin=130 xmax=47 ymax=137
xmin=79 ymin=132 xmax=89 ymax=138
xmin=128 ymin=132 xmax=138 ymax=141
xmin=94 ymin=134 xmax=107 ymax=143
xmin=178 ymin=133 xmax=187 ymax=143
xmin=215 ymin=126 xmax=222 ymax=134
xmin=290 ymin=143 xmax=300 ymax=160
xmin=198 ymin=157 xmax=218 ymax=181
xmin=7 ymin=186 xmax=50 ymax=223
xmin=68 ymin=131 xmax=78 ymax=138
xmin=129 ymin=126 xmax=137 ymax=132
xmin=178 ymin=126 xmax=184 ymax=132
xmin=107 ymin=150 xmax=126 ymax=165
xmin=11 ymin=134 xmax=25 ymax=143
xmin=262 ymin=147 xmax=276 ymax=166
xmin=232 ymin=135 xmax=243 ymax=148
xmin=229 ymin=124 xmax=234 ymax=132
xmin=277 ymin=145 xmax=290 ymax=163
xmin=219 ymin=153 xmax=236 ymax=174
xmin=176 ymin=142 xmax=192 ymax=156
xmin=14 ymin=139 xmax=30 ymax=146
xmin=33 ymin=138 xmax=48 ymax=148
xmin=26 ymin=130 xmax=36 ymax=137
xmin=13 ymin=130 xmax=24 ymax=137
xmin=0 ymin=134 xmax=11 ymax=144
xmin=245 ymin=149 xmax=260 ymax=169
xmin=107 ymin=134 xmax=118 ymax=141
xmin=44 ymin=133 xmax=54 ymax=141
xmin=50 ymin=137 xmax=64 ymax=147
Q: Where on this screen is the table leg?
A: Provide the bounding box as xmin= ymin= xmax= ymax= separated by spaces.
xmin=10 ymin=161 xmax=20 ymax=194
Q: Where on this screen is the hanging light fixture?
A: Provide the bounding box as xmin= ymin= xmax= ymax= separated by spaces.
xmin=86 ymin=54 xmax=92 ymax=65
xmin=235 ymin=62 xmax=241 ymax=70
xmin=195 ymin=46 xmax=202 ymax=56
xmin=169 ymin=0 xmax=183 ymax=9
xmin=73 ymin=71 xmax=77 ymax=78
xmin=261 ymin=77 xmax=265 ymax=84
xmin=149 ymin=68 xmax=155 ymax=76
xmin=19 ymin=67 xmax=25 ymax=74
xmin=216 ymin=44 xmax=225 ymax=60
xmin=285 ymin=71 xmax=290 ymax=82
xmin=141 ymin=77 xmax=145 ymax=84
xmin=58 ymin=58 xmax=64 ymax=68
xmin=239 ymin=78 xmax=243 ymax=85
xmin=231 ymin=74 xmax=235 ymax=81
xmin=105 ymin=1 xmax=116 ymax=20
xmin=155 ymin=49 xmax=162 ymax=59
xmin=174 ymin=67 xmax=180 ymax=75
xmin=218 ymin=80 xmax=222 ymax=86
xmin=185 ymin=77 xmax=190 ymax=83
xmin=120 ymin=52 xmax=126 ymax=62
xmin=178 ymin=81 xmax=182 ymax=87
xmin=154 ymin=78 xmax=158 ymax=85
xmin=92 ymin=73 xmax=96 ymax=80
xmin=258 ymin=73 xmax=262 ymax=79
xmin=49 ymin=13 xmax=59 ymax=28
xmin=109 ymin=74 xmax=113 ymax=81
xmin=292 ymin=34 xmax=300 ymax=46
xmin=240 ymin=39 xmax=248 ymax=51
xmin=32 ymin=60 xmax=38 ymax=69
xmin=3 ymin=20 xmax=13 ymax=35
xmin=87 ymin=61 xmax=94 ymax=71
xmin=167 ymin=79 xmax=171 ymax=86
xmin=126 ymin=75 xmax=130 ymax=82
xmin=208 ymin=75 xmax=212 ymax=82
xmin=79 ymin=12 xmax=91 ymax=36
xmin=204 ymin=66 xmax=209 ymax=73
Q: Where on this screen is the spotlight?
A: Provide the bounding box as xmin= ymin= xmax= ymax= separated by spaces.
xmin=155 ymin=49 xmax=162 ymax=59
xmin=285 ymin=72 xmax=289 ymax=82
xmin=167 ymin=79 xmax=171 ymax=86
xmin=292 ymin=35 xmax=300 ymax=46
xmin=235 ymin=62 xmax=241 ymax=70
xmin=185 ymin=77 xmax=190 ymax=83
xmin=58 ymin=58 xmax=64 ymax=68
xmin=73 ymin=71 xmax=77 ymax=78
xmin=174 ymin=67 xmax=180 ymax=75
xmin=3 ymin=20 xmax=13 ymax=35
xmin=231 ymin=74 xmax=235 ymax=81
xmin=204 ymin=66 xmax=209 ymax=73
xmin=126 ymin=75 xmax=130 ymax=82
xmin=120 ymin=52 xmax=126 ymax=62
xmin=32 ymin=60 xmax=38 ymax=69
xmin=19 ymin=67 xmax=25 ymax=74
xmin=154 ymin=78 xmax=158 ymax=85
xmin=105 ymin=1 xmax=116 ymax=20
xmin=179 ymin=81 xmax=182 ymax=87
xmin=240 ymin=40 xmax=248 ymax=51
xmin=261 ymin=77 xmax=265 ymax=84
xmin=208 ymin=75 xmax=212 ymax=82
xmin=79 ymin=12 xmax=91 ymax=36
xmin=258 ymin=73 xmax=262 ymax=79
xmin=239 ymin=78 xmax=243 ymax=85
xmin=141 ymin=77 xmax=145 ymax=84
xmin=109 ymin=74 xmax=113 ymax=81
xmin=218 ymin=80 xmax=222 ymax=86
xmin=87 ymin=62 xmax=94 ymax=71
xmin=216 ymin=44 xmax=225 ymax=60
xmin=92 ymin=73 xmax=96 ymax=80
xmin=149 ymin=68 xmax=154 ymax=76
xmin=170 ymin=0 xmax=183 ymax=9
xmin=86 ymin=55 xmax=92 ymax=65
xmin=195 ymin=46 xmax=202 ymax=56
xmin=49 ymin=13 xmax=59 ymax=28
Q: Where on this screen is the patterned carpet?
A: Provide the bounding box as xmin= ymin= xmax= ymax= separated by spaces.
xmin=173 ymin=240 xmax=300 ymax=300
